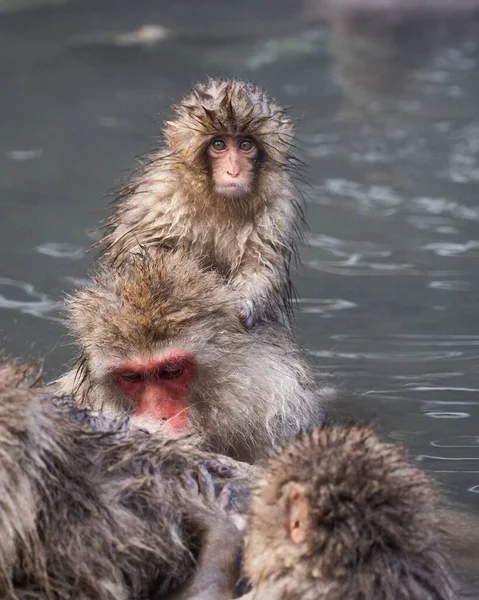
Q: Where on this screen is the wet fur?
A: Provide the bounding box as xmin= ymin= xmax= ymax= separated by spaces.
xmin=243 ymin=424 xmax=456 ymax=600
xmin=0 ymin=359 xmax=230 ymax=600
xmin=57 ymin=250 xmax=332 ymax=463
xmin=97 ymin=78 xmax=305 ymax=323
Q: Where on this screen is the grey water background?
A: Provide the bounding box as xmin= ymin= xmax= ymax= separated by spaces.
xmin=1 ymin=0 xmax=479 ymax=569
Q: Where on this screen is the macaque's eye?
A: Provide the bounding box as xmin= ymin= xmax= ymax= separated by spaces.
xmin=121 ymin=372 xmax=143 ymax=384
xmin=239 ymin=138 xmax=254 ymax=152
xmin=211 ymin=138 xmax=227 ymax=152
xmin=160 ymin=366 xmax=184 ymax=380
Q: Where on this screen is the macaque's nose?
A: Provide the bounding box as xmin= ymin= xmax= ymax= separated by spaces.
xmin=226 ymin=154 xmax=241 ymax=178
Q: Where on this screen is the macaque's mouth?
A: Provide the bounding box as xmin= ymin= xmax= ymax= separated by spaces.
xmin=215 ymin=183 xmax=250 ymax=198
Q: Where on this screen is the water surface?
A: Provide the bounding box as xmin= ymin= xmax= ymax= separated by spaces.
xmin=1 ymin=0 xmax=479 ymax=579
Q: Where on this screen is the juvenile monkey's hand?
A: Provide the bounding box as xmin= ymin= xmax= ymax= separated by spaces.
xmin=216 ymin=481 xmax=250 ymax=532
xmin=182 ymin=459 xmax=232 ymax=505
xmin=202 ymin=456 xmax=258 ymax=531
xmin=165 ymin=512 xmax=242 ymax=600
xmin=166 ymin=468 xmax=243 ymax=600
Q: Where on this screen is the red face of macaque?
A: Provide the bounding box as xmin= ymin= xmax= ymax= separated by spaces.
xmin=111 ymin=352 xmax=197 ymax=432
xmin=207 ymin=135 xmax=259 ymax=198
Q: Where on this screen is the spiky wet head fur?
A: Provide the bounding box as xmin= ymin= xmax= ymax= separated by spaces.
xmin=68 ymin=249 xmax=240 ymax=361
xmin=60 ymin=250 xmax=326 ymax=462
xmin=167 ymin=78 xmax=294 ymax=171
xmin=245 ymin=424 xmax=455 ymax=600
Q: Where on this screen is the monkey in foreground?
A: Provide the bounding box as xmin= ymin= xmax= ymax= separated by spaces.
xmin=188 ymin=423 xmax=457 ymax=600
xmin=0 ymin=358 xmax=245 ymax=600
xmin=242 ymin=423 xmax=456 ymax=599
xmin=57 ymin=250 xmax=332 ymax=463
xmin=2 ymin=359 xmax=472 ymax=600
xmin=98 ymin=78 xmax=304 ymax=328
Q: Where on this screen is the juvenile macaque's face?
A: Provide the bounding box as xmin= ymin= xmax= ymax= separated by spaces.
xmin=207 ymin=135 xmax=259 ymax=199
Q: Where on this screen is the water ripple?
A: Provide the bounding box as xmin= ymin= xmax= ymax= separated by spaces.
xmin=306 ymin=259 xmax=416 ymax=277
xmin=423 ymin=412 xmax=470 ymax=419
xmin=0 ymin=278 xmax=63 ymax=322
xmin=306 ymin=234 xmax=390 ymax=257
xmin=442 ymin=123 xmax=479 ymax=183
xmin=414 ymin=197 xmax=479 ymax=221
xmin=422 ymin=241 xmax=479 ymax=257
xmin=410 ymin=386 xmax=479 ymax=392
xmin=36 ymin=243 xmax=85 ymax=260
xmin=332 ymin=333 xmax=479 ymax=346
xmin=363 ymin=388 xmax=479 ymax=403
xmin=416 ymin=454 xmax=479 ymax=472
xmin=432 ymin=437 xmax=479 ymax=447
xmin=296 ymin=297 xmax=357 ymax=317
xmin=323 ymin=178 xmax=403 ymax=211
xmin=406 ymin=215 xmax=458 ymax=234
xmin=304 ymin=233 xmax=470 ymax=277
xmin=392 ymin=372 xmax=463 ymax=380
xmin=428 ymin=280 xmax=471 ymax=291
xmin=7 ymin=149 xmax=43 ymax=161
xmin=310 ymin=349 xmax=462 ymax=362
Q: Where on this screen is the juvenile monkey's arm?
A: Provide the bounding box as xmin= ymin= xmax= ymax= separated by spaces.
xmin=232 ymin=238 xmax=292 ymax=328
xmin=166 ymin=514 xmax=242 ymax=600
xmin=165 ymin=458 xmax=246 ymax=600
xmin=231 ymin=197 xmax=297 ymax=328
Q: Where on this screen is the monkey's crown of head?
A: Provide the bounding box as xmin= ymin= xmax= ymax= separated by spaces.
xmin=269 ymin=424 xmax=437 ymax=520
xmin=168 ymin=78 xmax=295 ymax=165
xmin=69 ymin=250 xmax=240 ymax=350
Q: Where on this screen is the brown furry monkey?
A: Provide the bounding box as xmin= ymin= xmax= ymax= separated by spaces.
xmin=187 ymin=424 xmax=457 ymax=600
xmin=242 ymin=423 xmax=456 ymax=599
xmin=0 ymin=358 xmax=244 ymax=600
xmin=57 ymin=250 xmax=332 ymax=463
xmin=98 ymin=78 xmax=304 ymax=328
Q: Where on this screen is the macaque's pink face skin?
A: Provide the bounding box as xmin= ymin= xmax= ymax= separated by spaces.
xmin=207 ymin=135 xmax=259 ymax=198
xmin=110 ymin=352 xmax=197 ymax=432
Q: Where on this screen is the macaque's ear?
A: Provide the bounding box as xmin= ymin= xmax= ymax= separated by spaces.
xmin=288 ymin=485 xmax=310 ymax=544
xmin=165 ymin=121 xmax=179 ymax=150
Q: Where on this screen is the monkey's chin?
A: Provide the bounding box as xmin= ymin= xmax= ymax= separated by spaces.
xmin=215 ymin=183 xmax=251 ymax=199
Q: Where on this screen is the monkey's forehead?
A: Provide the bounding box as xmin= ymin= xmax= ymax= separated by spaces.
xmin=70 ymin=290 xmax=242 ymax=358
xmin=68 ymin=269 xmax=238 ymax=349
xmin=73 ymin=300 xmax=236 ymax=343
xmin=172 ymin=79 xmax=294 ymax=155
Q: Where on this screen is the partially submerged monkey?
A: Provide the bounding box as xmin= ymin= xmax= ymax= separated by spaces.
xmin=190 ymin=424 xmax=456 ymax=600
xmin=0 ymin=358 xmax=244 ymax=600
xmin=242 ymin=424 xmax=456 ymax=600
xmin=98 ymin=78 xmax=304 ymax=328
xmin=57 ymin=250 xmax=332 ymax=463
